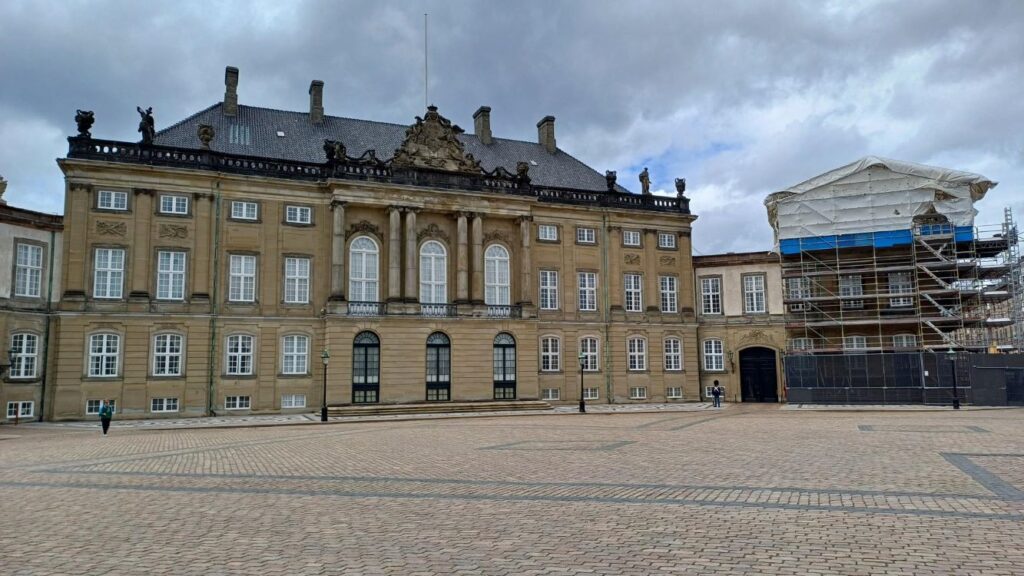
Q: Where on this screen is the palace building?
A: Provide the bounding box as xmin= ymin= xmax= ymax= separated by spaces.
xmin=42 ymin=67 xmax=700 ymax=420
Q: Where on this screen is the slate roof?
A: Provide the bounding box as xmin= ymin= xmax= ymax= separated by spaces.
xmin=154 ymin=103 xmax=626 ymax=192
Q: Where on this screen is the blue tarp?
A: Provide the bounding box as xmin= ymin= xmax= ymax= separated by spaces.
xmin=780 ymin=227 xmax=975 ymax=255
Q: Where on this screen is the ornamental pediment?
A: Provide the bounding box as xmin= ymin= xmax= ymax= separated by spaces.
xmin=392 ymin=106 xmax=483 ymax=174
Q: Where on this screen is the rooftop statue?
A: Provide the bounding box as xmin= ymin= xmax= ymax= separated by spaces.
xmin=639 ymin=167 xmax=651 ymax=195
xmin=75 ymin=110 xmax=95 ymax=139
xmin=605 ymin=170 xmax=617 ymax=191
xmin=137 ymin=106 xmax=155 ymax=145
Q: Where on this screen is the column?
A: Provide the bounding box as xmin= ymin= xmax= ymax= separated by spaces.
xmin=608 ymin=226 xmax=623 ymax=310
xmin=64 ymin=184 xmax=90 ymax=297
xmin=192 ymin=193 xmax=212 ymax=300
xmin=518 ymin=216 xmax=533 ymax=305
xmin=404 ymin=208 xmax=418 ymax=302
xmin=456 ymin=212 xmax=469 ymax=303
xmin=679 ymin=229 xmax=696 ymax=317
xmin=471 ymin=213 xmax=484 ymax=304
xmin=387 ymin=206 xmax=402 ymax=302
xmin=644 ymin=228 xmax=659 ymax=312
xmin=330 ymin=200 xmax=346 ymax=300
xmin=130 ymin=189 xmax=153 ymax=298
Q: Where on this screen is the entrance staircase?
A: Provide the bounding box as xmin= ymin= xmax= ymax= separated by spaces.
xmin=326 ymin=400 xmax=552 ymax=417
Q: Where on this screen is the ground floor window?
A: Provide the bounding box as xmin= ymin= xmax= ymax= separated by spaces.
xmin=225 ymin=395 xmax=251 ymax=410
xmin=6 ymin=401 xmax=33 ymax=419
xmin=629 ymin=386 xmax=647 ymax=400
xmin=583 ymin=387 xmax=600 ymax=400
xmin=150 ymin=398 xmax=179 ymax=413
xmin=281 ymin=394 xmax=306 ymax=408
xmin=86 ymin=399 xmax=116 ymax=415
xmin=542 ymin=388 xmax=560 ymax=401
xmin=666 ymin=387 xmax=683 ymax=399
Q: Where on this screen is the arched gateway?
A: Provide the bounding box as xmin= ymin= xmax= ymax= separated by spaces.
xmin=739 ymin=347 xmax=779 ymax=402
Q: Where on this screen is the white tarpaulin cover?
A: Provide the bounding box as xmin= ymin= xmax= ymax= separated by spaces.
xmin=764 ymin=156 xmax=997 ymax=242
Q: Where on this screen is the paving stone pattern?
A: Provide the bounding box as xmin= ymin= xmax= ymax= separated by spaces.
xmin=1 ymin=405 xmax=1023 ymax=575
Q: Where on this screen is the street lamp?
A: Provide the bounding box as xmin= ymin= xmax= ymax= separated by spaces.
xmin=577 ymin=351 xmax=586 ymax=413
xmin=1 ymin=346 xmax=15 ymax=377
xmin=946 ymin=348 xmax=961 ymax=410
xmin=320 ymin=349 xmax=330 ymax=422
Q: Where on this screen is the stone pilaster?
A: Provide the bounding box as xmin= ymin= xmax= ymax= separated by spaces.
xmin=608 ymin=226 xmax=623 ymax=311
xmin=387 ymin=205 xmax=402 ymax=302
xmin=455 ymin=212 xmax=470 ymax=303
xmin=330 ymin=200 xmax=346 ymax=301
xmin=63 ymin=184 xmax=90 ymax=298
xmin=191 ymin=192 xmax=213 ymax=301
xmin=129 ymin=189 xmax=154 ymax=299
xmin=471 ymin=213 xmax=484 ymax=304
xmin=517 ymin=216 xmax=533 ymax=305
xmin=404 ymin=208 xmax=419 ymax=302
xmin=644 ymin=228 xmax=659 ymax=312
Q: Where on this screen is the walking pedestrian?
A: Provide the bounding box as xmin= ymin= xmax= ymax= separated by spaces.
xmin=99 ymin=399 xmax=114 ymax=435
xmin=711 ymin=380 xmax=722 ymax=408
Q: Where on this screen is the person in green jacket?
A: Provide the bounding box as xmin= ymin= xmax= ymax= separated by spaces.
xmin=99 ymin=400 xmax=114 ymax=435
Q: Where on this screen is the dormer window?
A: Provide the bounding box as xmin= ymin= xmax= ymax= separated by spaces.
xmin=229 ymin=124 xmax=251 ymax=145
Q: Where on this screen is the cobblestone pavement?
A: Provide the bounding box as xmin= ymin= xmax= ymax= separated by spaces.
xmin=2 ymin=405 xmax=1023 ymax=575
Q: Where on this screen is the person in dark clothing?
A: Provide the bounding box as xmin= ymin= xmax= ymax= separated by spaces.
xmin=99 ymin=400 xmax=114 ymax=435
xmin=711 ymin=380 xmax=722 ymax=408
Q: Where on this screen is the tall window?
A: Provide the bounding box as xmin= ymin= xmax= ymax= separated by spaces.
xmin=580 ymin=337 xmax=599 ymax=371
xmin=93 ymin=248 xmax=125 ymax=299
xmin=14 ymin=243 xmax=43 ymax=297
xmin=282 ymin=335 xmax=309 ymax=374
xmin=787 ymin=277 xmax=811 ymax=311
xmin=89 ymin=334 xmax=120 ymax=377
xmin=664 ymin=338 xmax=682 ymax=371
xmin=840 ymin=275 xmax=864 ymax=309
xmin=659 ymin=276 xmax=678 ymax=313
xmin=10 ymin=333 xmax=38 ymax=379
xmin=578 ymin=272 xmax=597 ymax=311
xmin=888 ymin=272 xmax=914 ymax=308
xmin=539 ymin=270 xmax=559 ymax=310
xmin=493 ymin=333 xmax=516 ymax=399
xmin=353 ymin=331 xmax=380 ymax=403
xmin=624 ymin=274 xmax=643 ymax=312
xmin=627 ymin=336 xmax=647 ymax=371
xmin=425 ymin=332 xmax=451 ymax=401
xmin=743 ymin=274 xmax=766 ymax=314
xmin=284 ymin=257 xmax=310 ymax=304
xmin=702 ymin=339 xmax=724 ymax=371
xmin=700 ymin=277 xmax=721 ymax=315
xmin=156 ymin=251 xmax=186 ymax=300
xmin=419 ymin=241 xmax=447 ymax=304
xmin=349 ymin=236 xmax=379 ymax=302
xmin=484 ymin=245 xmax=511 ymax=305
xmin=540 ymin=336 xmax=561 ymax=371
xmin=226 ymin=334 xmax=254 ymax=375
xmin=229 ymin=255 xmax=257 ymax=302
xmin=152 ymin=334 xmax=183 ymax=376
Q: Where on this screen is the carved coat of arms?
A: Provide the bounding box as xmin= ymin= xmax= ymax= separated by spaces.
xmin=392 ymin=106 xmax=483 ymax=173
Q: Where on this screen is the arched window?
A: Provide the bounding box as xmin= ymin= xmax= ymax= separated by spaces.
xmin=485 ymin=244 xmax=510 ymax=305
xmin=353 ymin=331 xmax=380 ymax=403
xmin=493 ymin=333 xmax=516 ymax=399
xmin=88 ymin=333 xmax=120 ymax=377
xmin=426 ymin=332 xmax=451 ymax=401
xmin=664 ymin=337 xmax=682 ymax=371
xmin=349 ymin=236 xmax=379 ymax=302
xmin=579 ymin=337 xmax=599 ymax=371
xmin=226 ymin=334 xmax=255 ymax=375
xmin=627 ymin=336 xmax=647 ymax=371
xmin=153 ymin=333 xmax=183 ymax=376
xmin=702 ymin=339 xmax=724 ymax=371
xmin=10 ymin=333 xmax=39 ymax=379
xmin=420 ymin=241 xmax=447 ymax=305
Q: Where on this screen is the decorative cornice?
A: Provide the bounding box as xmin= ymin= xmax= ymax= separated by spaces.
xmin=385 ymin=205 xmax=403 ymax=215
xmin=515 ymin=215 xmax=534 ymax=225
xmin=330 ymin=199 xmax=348 ymax=210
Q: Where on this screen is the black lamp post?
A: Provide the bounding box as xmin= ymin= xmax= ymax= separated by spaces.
xmin=578 ymin=352 xmax=586 ymax=413
xmin=320 ymin=349 xmax=330 ymax=422
xmin=946 ymin=348 xmax=961 ymax=410
xmin=1 ymin=347 xmax=14 ymax=376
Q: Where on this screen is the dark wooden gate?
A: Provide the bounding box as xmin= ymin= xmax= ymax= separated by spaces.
xmin=740 ymin=347 xmax=779 ymax=402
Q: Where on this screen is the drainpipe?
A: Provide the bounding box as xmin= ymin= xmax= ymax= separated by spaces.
xmin=601 ymin=212 xmax=614 ymax=403
xmin=206 ymin=181 xmax=222 ymax=416
xmin=37 ymin=229 xmax=56 ymax=421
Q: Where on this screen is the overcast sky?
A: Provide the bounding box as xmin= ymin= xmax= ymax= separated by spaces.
xmin=1 ymin=0 xmax=1021 ymax=254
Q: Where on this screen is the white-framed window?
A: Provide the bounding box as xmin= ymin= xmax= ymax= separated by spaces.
xmin=225 ymin=395 xmax=251 ymax=410
xmin=664 ymin=337 xmax=682 ymax=371
xmin=150 ymin=397 xmax=179 ymax=413
xmin=538 ymin=224 xmax=558 ymax=242
xmin=840 ymin=275 xmax=864 ymax=309
xmin=229 ymin=254 xmax=257 ymax=302
xmin=93 ymin=248 xmax=125 ymax=299
xmin=623 ymin=230 xmax=641 ymax=247
xmin=787 ymin=277 xmax=811 ymax=311
xmin=658 ymin=233 xmax=676 ymax=249
xmin=226 ymin=334 xmax=254 ymax=375
xmin=282 ymin=394 xmax=306 ymax=408
xmin=843 ymin=335 xmax=868 ymax=350
xmin=579 ymin=337 xmax=599 ymax=371
xmin=700 ymin=277 xmax=721 ymax=315
xmin=152 ymin=333 xmax=183 ymax=376
xmin=583 ymin=387 xmax=600 ymax=400
xmin=576 ymin=227 xmax=596 ymax=244
xmin=6 ymin=401 xmax=33 ymax=419
xmin=349 ymin=236 xmax=379 ymax=302
xmin=285 ymin=205 xmax=312 ymax=224
xmin=659 ymin=276 xmax=678 ymax=313
xmin=86 ymin=399 xmax=116 ymax=415
xmin=156 ymin=251 xmax=186 ymax=300
xmin=624 ymin=273 xmax=643 ymax=312
xmin=230 ymin=201 xmax=258 ymax=220
xmin=282 ymin=335 xmax=309 ymax=375
xmin=790 ymin=337 xmax=815 ymax=351
xmin=159 ymin=195 xmax=189 ymax=215
xmin=666 ymin=387 xmax=683 ymax=399
xmin=888 ymin=272 xmax=914 ymax=308
xmin=627 ymin=336 xmax=647 ymax=371
xmin=629 ymin=386 xmax=648 ymax=400
xmin=419 ymin=241 xmax=447 ymax=304
xmin=892 ymin=334 xmax=917 ymax=348
xmin=484 ymin=244 xmax=510 ymax=305
xmin=14 ymin=243 xmax=43 ymax=297
xmin=10 ymin=333 xmax=38 ymax=379
xmin=539 ymin=270 xmax=559 ymax=310
xmin=540 ymin=336 xmax=561 ymax=372
xmin=702 ymin=339 xmax=724 ymax=371
xmin=578 ymin=272 xmax=597 ymax=311
xmin=88 ymin=333 xmax=120 ymax=377
xmin=284 ymin=257 xmax=310 ymax=304
xmin=542 ymin=388 xmax=560 ymax=401
xmin=97 ymin=190 xmax=128 ymax=211
xmin=743 ymin=274 xmax=766 ymax=314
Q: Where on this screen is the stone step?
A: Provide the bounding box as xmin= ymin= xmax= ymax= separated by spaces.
xmin=326 ymin=400 xmax=552 ymax=417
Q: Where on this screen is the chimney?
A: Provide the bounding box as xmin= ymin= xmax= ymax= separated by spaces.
xmin=473 ymin=106 xmax=492 ymax=145
xmin=224 ymin=66 xmax=239 ymax=116
xmin=537 ymin=115 xmax=556 ymax=154
xmin=309 ymin=80 xmax=324 ymax=124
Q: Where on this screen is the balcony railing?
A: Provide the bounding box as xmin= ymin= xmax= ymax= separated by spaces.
xmin=347 ymin=301 xmax=387 ymax=317
xmin=420 ymin=303 xmax=458 ymax=317
xmin=485 ymin=305 xmax=522 ymax=319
